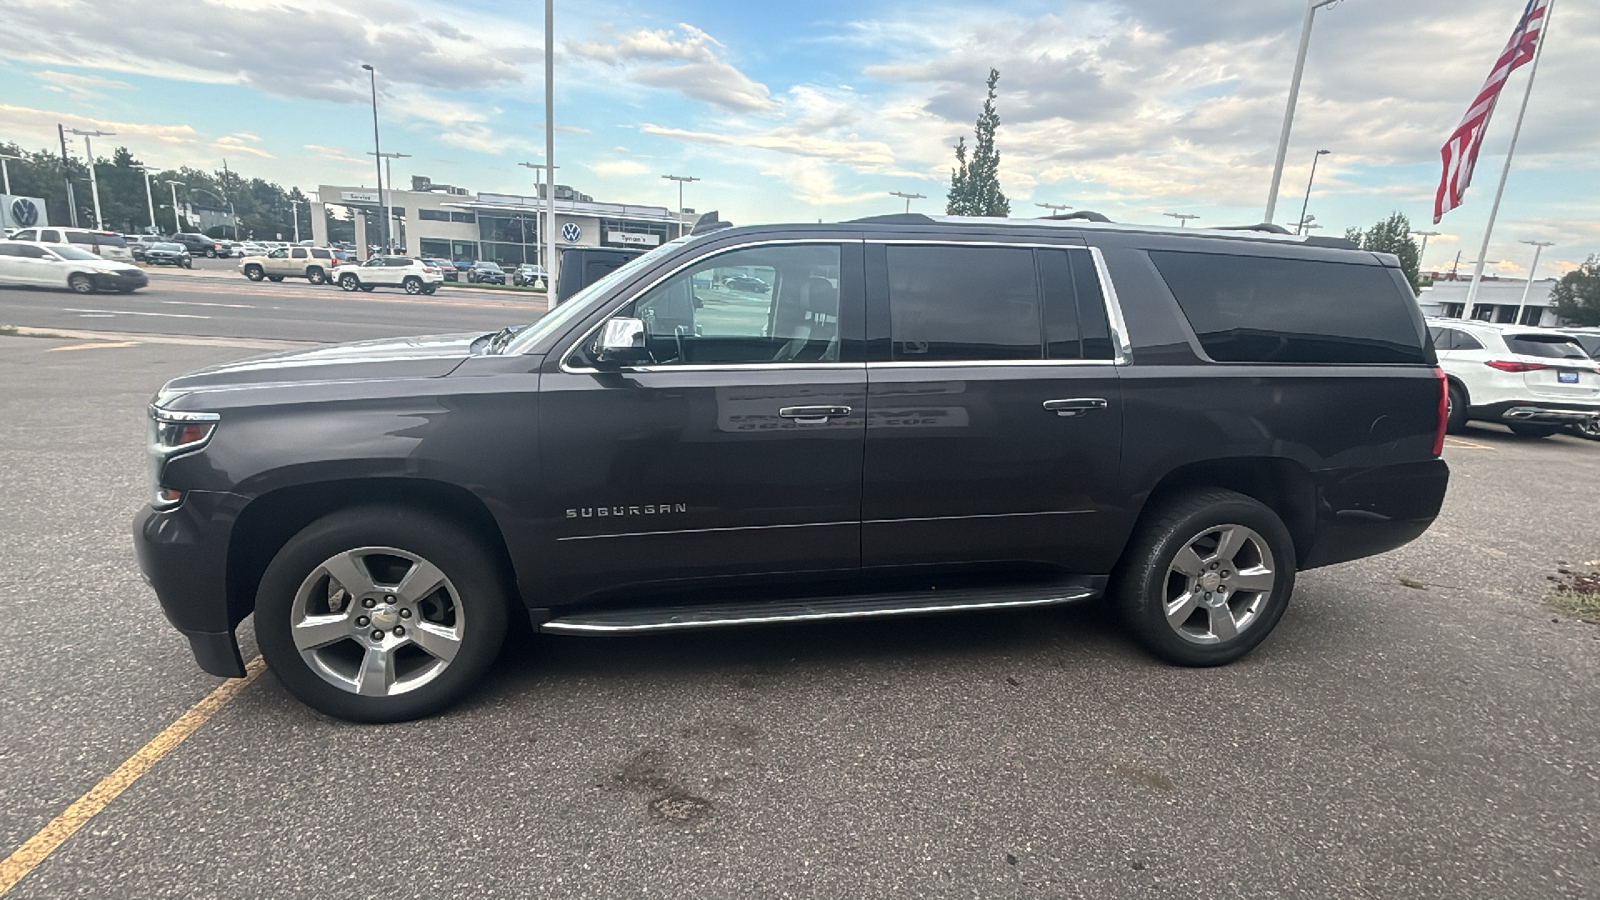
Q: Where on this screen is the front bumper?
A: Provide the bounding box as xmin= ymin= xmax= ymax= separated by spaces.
xmin=133 ymin=490 xmax=251 ymax=677
xmin=1472 ymin=399 xmax=1600 ymax=424
xmin=93 ymin=270 xmax=149 ymax=290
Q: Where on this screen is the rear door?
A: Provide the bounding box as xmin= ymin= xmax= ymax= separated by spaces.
xmin=287 ymin=247 xmax=309 ymax=276
xmin=861 ymin=242 xmax=1125 ymax=573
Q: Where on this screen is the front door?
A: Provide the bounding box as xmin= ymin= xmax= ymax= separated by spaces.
xmin=862 ymin=242 xmax=1126 ymax=575
xmin=538 ymin=240 xmax=866 ymax=602
xmin=264 ymin=248 xmax=291 ymax=276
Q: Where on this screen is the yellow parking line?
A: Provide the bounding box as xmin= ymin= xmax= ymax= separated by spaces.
xmin=0 ymin=656 xmax=266 ymax=896
xmin=44 ymin=342 xmax=142 ymax=353
xmin=1443 ymin=437 xmax=1495 ymax=450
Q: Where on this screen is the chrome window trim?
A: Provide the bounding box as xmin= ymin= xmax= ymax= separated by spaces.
xmin=1088 ymin=246 xmax=1134 ymax=364
xmin=869 ymin=239 xmax=1087 ymax=250
xmin=865 ymin=359 xmax=1114 ymax=369
xmin=557 ymin=238 xmax=859 ymax=374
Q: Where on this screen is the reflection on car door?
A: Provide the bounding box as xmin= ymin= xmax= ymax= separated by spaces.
xmin=536 ymin=241 xmax=866 ymax=601
xmin=862 ymin=242 xmax=1126 ymax=575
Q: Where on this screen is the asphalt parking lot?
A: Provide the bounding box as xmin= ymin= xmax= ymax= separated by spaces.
xmin=0 ymin=333 xmax=1596 ymax=898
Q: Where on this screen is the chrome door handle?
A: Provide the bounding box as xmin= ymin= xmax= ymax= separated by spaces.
xmin=1043 ymin=398 xmax=1108 ymax=417
xmin=779 ymin=405 xmax=852 ymax=424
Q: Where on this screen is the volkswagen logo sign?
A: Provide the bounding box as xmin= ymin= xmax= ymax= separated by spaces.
xmin=10 ymin=197 xmax=40 ymax=228
xmin=561 ymin=222 xmax=581 ymax=243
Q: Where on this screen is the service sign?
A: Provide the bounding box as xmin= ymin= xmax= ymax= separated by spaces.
xmin=607 ymin=231 xmax=660 ymax=247
xmin=339 ymin=191 xmax=379 ymax=203
xmin=0 ymin=195 xmax=48 ymax=230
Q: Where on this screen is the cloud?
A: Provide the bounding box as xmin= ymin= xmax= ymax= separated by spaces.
xmin=216 ymin=133 xmax=274 ymax=159
xmin=567 ymin=24 xmax=777 ymax=113
xmin=303 ymin=144 xmax=370 ymax=168
xmin=588 ymin=159 xmax=652 ymax=178
xmin=37 ymin=70 xmax=133 ymax=99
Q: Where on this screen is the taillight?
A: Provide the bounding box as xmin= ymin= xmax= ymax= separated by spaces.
xmin=1433 ymin=367 xmax=1448 ymax=456
xmin=1485 ymin=360 xmax=1549 ymax=373
xmin=423 ymin=267 xmax=436 ymax=274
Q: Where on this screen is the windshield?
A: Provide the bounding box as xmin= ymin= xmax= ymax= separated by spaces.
xmin=50 ymin=246 xmax=101 ymax=261
xmin=503 ymin=234 xmax=695 ymax=355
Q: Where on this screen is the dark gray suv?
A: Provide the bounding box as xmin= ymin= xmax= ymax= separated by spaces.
xmin=135 ymin=213 xmax=1450 ymax=721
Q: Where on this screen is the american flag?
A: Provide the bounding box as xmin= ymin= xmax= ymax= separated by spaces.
xmin=1434 ymin=0 xmax=1550 ymax=223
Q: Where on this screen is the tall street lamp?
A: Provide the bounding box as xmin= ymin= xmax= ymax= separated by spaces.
xmin=360 ymin=64 xmax=388 ymax=256
xmin=1515 ymin=240 xmax=1556 ymax=325
xmin=544 ymin=0 xmax=556 ymax=293
xmin=165 ymin=180 xmax=185 ymax=234
xmin=289 ymin=197 xmax=302 ymax=243
xmin=1036 ymin=202 xmax=1072 ymax=217
xmin=132 ymin=164 xmax=157 ymax=232
xmin=0 ymin=153 xmax=20 ymax=196
xmin=1410 ymin=231 xmax=1441 ymax=270
xmin=66 ymin=128 xmax=115 ymax=230
xmin=889 ymin=191 xmax=926 ymax=213
xmin=368 ymin=151 xmax=411 ymax=253
xmin=518 ymin=161 xmax=559 ymax=271
xmin=1296 ymin=149 xmax=1331 ymax=235
xmin=663 ymin=174 xmax=700 ymax=237
xmin=1264 ymin=0 xmax=1341 ymax=225
xmin=1164 ymin=213 xmax=1200 ymax=228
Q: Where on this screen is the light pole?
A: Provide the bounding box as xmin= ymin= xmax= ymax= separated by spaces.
xmin=1264 ymin=0 xmax=1341 ymax=225
xmin=67 ymin=128 xmax=115 ymax=230
xmin=1515 ymin=240 xmax=1556 ymax=325
xmin=165 ymin=180 xmax=185 ymax=233
xmin=0 ymin=153 xmax=19 ymax=196
xmin=518 ymin=161 xmax=557 ymax=271
xmin=1410 ymin=230 xmax=1441 ymax=270
xmin=1295 ymin=149 xmax=1330 ymax=235
xmin=360 ymin=64 xmax=388 ymax=256
xmin=890 ymin=191 xmax=926 ymax=213
xmin=1164 ymin=213 xmax=1200 ymax=228
xmin=663 ymin=175 xmax=700 ymax=237
xmin=133 ymin=164 xmax=157 ymax=231
xmin=289 ymin=198 xmax=302 ymax=243
xmin=1036 ymin=202 xmax=1072 ymax=217
xmin=368 ymin=151 xmax=411 ymax=253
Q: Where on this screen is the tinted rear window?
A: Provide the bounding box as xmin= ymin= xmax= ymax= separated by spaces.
xmin=1506 ymin=334 xmax=1589 ymax=360
xmin=94 ymin=234 xmax=127 ymax=248
xmin=1150 ymin=251 xmax=1428 ymax=364
xmin=886 ymin=245 xmax=1040 ymax=361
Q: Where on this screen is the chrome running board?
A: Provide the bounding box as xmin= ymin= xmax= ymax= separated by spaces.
xmin=540 ymin=583 xmax=1097 ymax=635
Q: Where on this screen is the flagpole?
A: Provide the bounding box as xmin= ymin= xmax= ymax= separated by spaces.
xmin=1466 ymin=0 xmax=1555 ymax=310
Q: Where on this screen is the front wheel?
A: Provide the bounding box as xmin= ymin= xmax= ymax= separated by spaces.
xmin=1446 ymin=383 xmax=1468 ymax=434
xmin=243 ymin=264 xmax=264 ymax=282
xmin=205 ymin=248 xmax=217 ymax=258
xmin=307 ymin=267 xmax=327 ymax=285
xmin=422 ymin=286 xmax=438 ymax=295
xmin=180 ymin=258 xmax=192 ymax=269
xmin=254 ymin=506 xmax=510 ymax=722
xmin=339 ymin=274 xmax=360 ymax=291
xmin=1112 ymin=489 xmax=1296 ymax=667
xmin=68 ymin=274 xmax=95 ymax=294
xmin=403 ymin=276 xmax=423 ymax=294
xmin=1507 ymin=423 xmax=1559 ymax=438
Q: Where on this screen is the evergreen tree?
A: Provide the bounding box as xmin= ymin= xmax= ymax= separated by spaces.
xmin=945 ymin=68 xmax=1009 ymax=217
xmin=1346 ymin=211 xmax=1421 ymax=294
xmin=1550 ymin=256 xmax=1600 ymax=327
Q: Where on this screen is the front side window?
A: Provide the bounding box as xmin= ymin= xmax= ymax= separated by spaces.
xmin=886 ymin=245 xmax=1040 ymax=361
xmin=268 ymin=249 xmax=288 ymax=258
xmin=622 ymin=243 xmax=842 ymax=366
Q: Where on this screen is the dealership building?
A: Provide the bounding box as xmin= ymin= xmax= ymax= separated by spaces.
xmin=310 ymin=178 xmax=687 ymax=273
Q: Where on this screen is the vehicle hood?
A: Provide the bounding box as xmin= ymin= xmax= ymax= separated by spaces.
xmin=157 ymin=331 xmax=488 ymax=398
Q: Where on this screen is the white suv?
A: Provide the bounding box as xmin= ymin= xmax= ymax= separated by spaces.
xmin=1428 ymin=318 xmax=1600 ymax=438
xmin=334 ymin=256 xmax=444 ymax=294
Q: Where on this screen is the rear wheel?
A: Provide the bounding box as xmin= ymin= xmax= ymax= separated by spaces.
xmin=243 ymin=264 xmax=265 ymax=282
xmin=360 ymin=284 xmax=376 ymax=292
xmin=339 ymin=273 xmax=360 ymax=291
xmin=68 ymin=274 xmax=95 ymax=294
xmin=1112 ymin=489 xmax=1296 ymax=666
xmin=1445 ymin=383 xmax=1468 ymax=434
xmin=403 ymin=276 xmax=423 ymax=294
xmin=307 ymin=267 xmax=327 ymax=285
xmin=1574 ymin=416 xmax=1600 ymax=441
xmin=255 ymin=506 xmax=510 ymax=722
xmin=1507 ymin=423 xmax=1559 ymax=438
xmin=266 ymin=275 xmax=284 ymax=282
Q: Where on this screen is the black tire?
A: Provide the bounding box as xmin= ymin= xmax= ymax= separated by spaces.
xmin=307 ymin=267 xmax=327 ymax=285
xmin=360 ymin=285 xmax=375 ymax=292
xmin=68 ymin=274 xmax=95 ymax=294
xmin=205 ymin=248 xmax=217 ymax=258
xmin=255 ymin=505 xmax=510 ymax=722
xmin=403 ymin=276 xmax=423 ymax=294
xmin=266 ymin=275 xmax=284 ymax=282
xmin=1445 ymin=383 xmax=1468 ymax=434
xmin=1111 ymin=488 xmax=1296 ymax=667
xmin=422 ymin=286 xmax=438 ymax=295
xmin=1573 ymin=416 xmax=1600 ymax=441
xmin=243 ymin=264 xmax=265 ymax=282
xmin=339 ymin=273 xmax=360 ymax=292
xmin=180 ymin=258 xmax=192 ymax=269
xmin=1507 ymin=423 xmax=1558 ymax=438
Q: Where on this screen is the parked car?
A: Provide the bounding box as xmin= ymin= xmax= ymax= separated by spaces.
xmin=466 ymin=260 xmax=506 ymax=284
xmin=136 ymin=213 xmax=1451 ymax=722
xmin=0 ymin=240 xmax=148 ymax=292
xmin=333 ymin=256 xmax=444 ymax=294
xmin=1560 ymin=328 xmax=1600 ymax=440
xmin=331 ymin=249 xmax=358 ymax=268
xmin=511 ymin=263 xmax=547 ymax=287
xmin=7 ymin=227 xmax=134 ymax=262
xmin=722 ymin=272 xmax=771 ymax=293
xmin=422 ymin=258 xmax=458 ymax=282
xmin=143 ymin=242 xmax=193 ymax=268
xmin=171 ymin=233 xmax=225 ymax=258
xmin=1428 ymin=318 xmax=1600 ymax=437
xmin=125 ymin=235 xmax=162 ymax=261
xmin=236 ymin=241 xmax=269 ymax=257
xmin=239 ymin=246 xmax=339 ymax=285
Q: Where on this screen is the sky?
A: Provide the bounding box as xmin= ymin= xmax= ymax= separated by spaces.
xmin=1 ymin=0 xmax=1595 ymax=277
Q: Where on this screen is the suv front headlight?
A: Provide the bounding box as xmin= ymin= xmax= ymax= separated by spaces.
xmin=147 ymin=407 xmax=220 ymax=509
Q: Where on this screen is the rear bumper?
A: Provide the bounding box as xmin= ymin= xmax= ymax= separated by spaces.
xmin=1301 ymin=459 xmax=1450 ymax=570
xmin=133 ymin=490 xmax=250 ymax=677
xmin=1472 ymin=400 xmax=1600 ymax=424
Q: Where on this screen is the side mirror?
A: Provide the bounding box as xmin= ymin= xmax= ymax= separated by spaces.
xmin=594 ymin=317 xmax=651 ymax=365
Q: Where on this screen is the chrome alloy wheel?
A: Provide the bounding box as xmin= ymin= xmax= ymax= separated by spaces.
xmin=289 ymin=546 xmax=464 ymax=697
xmin=1162 ymin=524 xmax=1276 ymax=645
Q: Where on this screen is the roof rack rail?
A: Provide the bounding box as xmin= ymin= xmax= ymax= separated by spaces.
xmin=1212 ymin=223 xmax=1293 ymax=235
xmin=846 ymin=213 xmax=936 ymax=225
xmin=1041 ymin=210 xmax=1113 ymax=223
xmin=690 ymin=210 xmax=734 ymax=236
